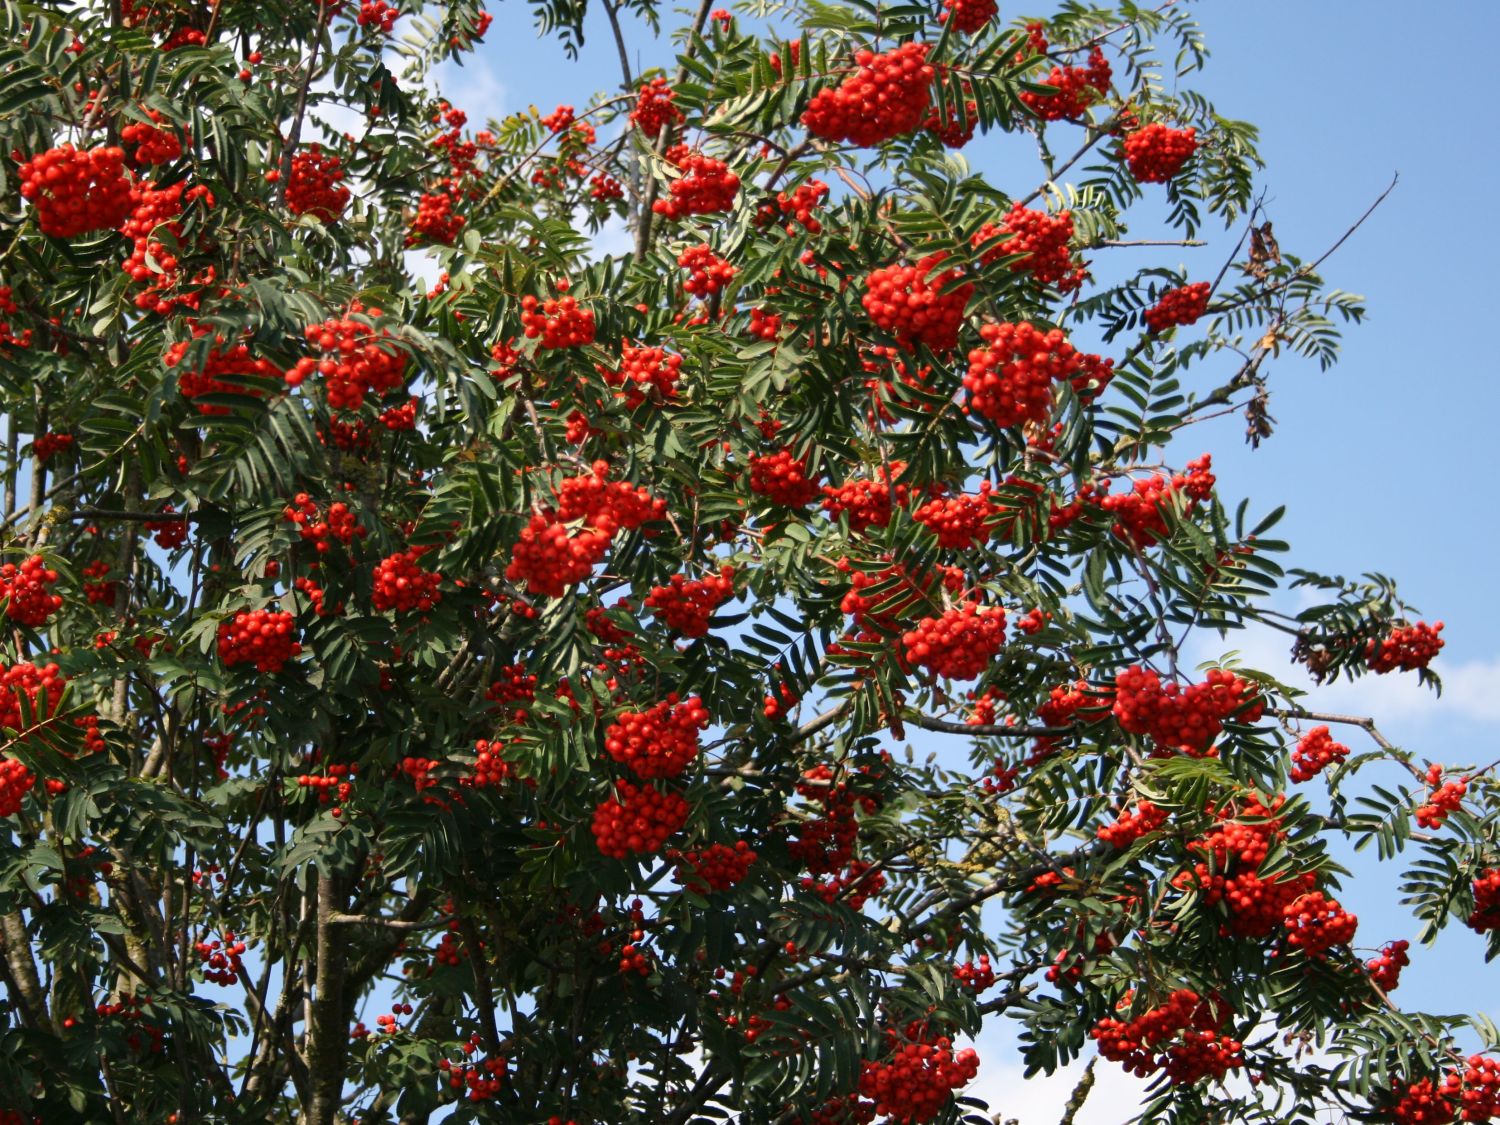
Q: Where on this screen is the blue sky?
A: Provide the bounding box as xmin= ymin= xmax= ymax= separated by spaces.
xmin=410 ymin=1 xmax=1500 ymax=1118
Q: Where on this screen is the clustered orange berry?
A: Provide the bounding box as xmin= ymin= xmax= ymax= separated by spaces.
xmin=952 ymin=954 xmax=996 ymax=992
xmin=1098 ymin=455 xmax=1215 ymax=548
xmin=166 ymin=326 xmax=280 ymax=415
xmin=1282 ymin=890 xmax=1357 ymax=958
xmin=287 ymin=302 xmax=408 ymax=410
xmin=439 ymin=1039 xmax=507 ymax=1101
xmin=407 ymin=190 xmax=465 ymax=245
xmin=902 ymin=603 xmax=1007 ymax=680
xmin=1020 ymin=48 xmax=1111 ymax=121
xmin=357 ymin=0 xmax=399 ymax=31
xmin=801 ymin=42 xmax=934 ymax=147
xmin=18 ymin=144 xmax=134 ymax=237
xmin=1388 ymin=1057 xmax=1500 ymax=1124
xmin=1367 ymin=621 xmax=1445 ymax=674
xmin=372 ymin=548 xmax=442 ymax=613
xmin=630 ymin=77 xmax=683 ymax=137
xmin=285 ymin=145 xmax=351 ymax=220
xmin=520 ymin=290 xmax=596 ymax=349
xmin=1173 ymin=794 xmax=1316 ymax=937
xmin=939 ymin=0 xmax=996 ymax=34
xmin=1111 ymin=664 xmax=1262 ymax=755
xmin=653 ymin=145 xmax=740 ymax=219
xmin=1366 ymin=939 xmax=1410 ymax=991
xmin=0 ymin=757 xmax=35 ymax=817
xmin=1092 ymin=990 xmax=1243 ymax=1085
xmin=1415 ymin=764 xmax=1467 ymax=829
xmin=606 ymin=343 xmax=684 ymax=404
xmin=591 ymin=781 xmax=690 ymax=857
xmin=32 ymin=432 xmax=75 ymax=461
xmin=194 ymin=931 xmax=246 ymax=985
xmin=217 ymin=609 xmax=299 ymax=673
xmin=120 ymin=110 xmax=181 ymax=164
xmin=1097 ymin=800 xmax=1169 ymax=847
xmin=1142 ymin=281 xmax=1211 ymax=333
xmin=972 ymin=204 xmax=1087 ymax=292
xmin=604 ymin=694 xmax=710 ymax=778
xmin=757 ymin=179 xmax=828 ymax=235
xmin=1122 ymin=124 xmax=1198 ymax=183
xmin=0 ymin=555 xmax=62 ymax=627
xmin=120 ymin=180 xmax=217 ymax=316
xmin=1289 ymin=725 xmax=1349 ymax=783
xmin=284 ymin=494 xmax=366 ymax=551
xmin=820 ymin=464 xmax=915 ymax=533
xmin=963 ymin=321 xmax=1113 ymax=429
xmin=749 ymin=447 xmax=821 ymax=507
xmin=914 ymin=490 xmax=996 ymax=548
xmin=644 ymin=567 xmax=735 ymax=637
xmin=678 ymin=243 xmax=736 ymax=296
xmin=669 ymin=840 xmax=757 ymax=893
xmin=857 ymin=1028 xmax=980 ymax=1124
xmin=862 ymin=251 xmax=973 ymax=353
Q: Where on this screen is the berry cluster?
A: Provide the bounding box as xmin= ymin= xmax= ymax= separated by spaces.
xmin=1282 ymin=890 xmax=1357 ymax=958
xmin=1366 ymin=939 xmax=1410 ymax=991
xmin=19 ymin=145 xmax=134 ymax=237
xmin=356 ymin=0 xmax=399 ymax=31
xmin=591 ymin=781 xmax=690 ymax=857
xmin=669 ymin=840 xmax=757 ymax=893
xmin=678 ymin=243 xmax=736 ymax=296
xmin=1175 ymin=794 xmax=1316 ymax=937
xmin=120 ymin=111 xmax=181 ymax=165
xmin=973 ymin=205 xmax=1087 ymax=292
xmin=604 ymin=694 xmax=710 ymax=778
xmin=1092 ymin=990 xmax=1243 ymax=1085
xmin=1099 ymin=455 xmax=1215 ymax=548
xmin=287 ymin=303 xmax=408 ymax=410
xmin=1367 ymin=621 xmax=1445 ymax=673
xmin=469 ymin=739 xmax=513 ymax=788
xmin=1388 ymin=1057 xmax=1500 ymax=1125
xmin=1097 ymin=800 xmax=1169 ymax=847
xmin=952 ymin=954 xmax=996 ymax=993
xmin=0 ymin=555 xmax=62 ymax=627
xmin=939 ymin=0 xmax=996 ymax=34
xmin=194 ymin=932 xmax=247 ymax=985
xmin=820 ymin=465 xmax=914 ymax=533
xmin=862 ymin=252 xmax=973 ymax=353
xmin=1122 ymin=124 xmax=1198 ymax=183
xmin=750 ymin=447 xmax=821 ymax=507
xmin=607 ymin=343 xmax=684 ymax=404
xmin=630 ymin=77 xmax=683 ymax=137
xmin=644 ymin=567 xmax=735 ymax=637
xmin=914 ymin=490 xmax=996 ymax=548
xmin=858 ymin=1030 xmax=980 ymax=1124
xmin=1142 ymin=281 xmax=1211 ymax=333
xmin=902 ymin=603 xmax=1007 ymax=680
xmin=166 ymin=327 xmax=280 ymax=414
xmin=32 ymin=432 xmax=75 ymax=461
xmin=371 ymin=548 xmax=443 ymax=614
xmin=757 ymin=180 xmax=828 ymax=235
xmin=1111 ymin=664 xmax=1263 ymax=755
xmin=801 ymin=42 xmax=935 ymax=147
xmin=0 ymin=757 xmax=35 ymax=817
xmin=1020 ymin=48 xmax=1111 ymax=121
xmin=1289 ymin=725 xmax=1349 ymax=783
xmin=119 ymin=180 xmax=217 ymax=316
xmin=964 ymin=321 xmax=1112 ymax=429
xmin=285 ymin=145 xmax=351 ymax=221
xmin=1416 ymin=765 xmax=1468 ymax=829
xmin=653 ymin=146 xmax=740 ymax=220
xmin=217 ymin=609 xmax=300 ymax=673
xmin=407 ymin=190 xmax=465 ymax=246
xmin=520 ymin=291 xmax=596 ymax=349
xmin=284 ymin=494 xmax=366 ymax=552
xmin=439 ymin=1045 xmax=507 ymax=1102
xmin=1472 ymin=870 xmax=1500 ymax=934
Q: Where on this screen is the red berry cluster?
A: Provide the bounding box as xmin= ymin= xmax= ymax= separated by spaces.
xmin=653 ymin=146 xmax=740 ymax=220
xmin=749 ymin=306 xmax=781 ymax=340
xmin=556 ymin=460 xmax=667 ymax=532
xmin=166 ymin=326 xmax=280 ymax=415
xmin=1111 ymin=664 xmax=1263 ymax=755
xmin=1092 ymin=990 xmax=1243 ymax=1084
xmin=1388 ymin=1057 xmax=1500 ymax=1125
xmin=757 ymin=180 xmax=828 ymax=235
xmin=297 ymin=764 xmax=355 ymax=806
xmin=0 ymin=555 xmax=62 ymax=627
xmin=1175 ymin=794 xmax=1316 ymax=937
xmin=1142 ymin=281 xmax=1211 ymax=333
xmin=820 ymin=464 xmax=914 ymax=533
xmin=1471 ymin=869 xmax=1500 ymax=933
xmin=1122 ymin=124 xmax=1198 ymax=183
xmin=407 ymin=190 xmax=465 ymax=246
xmin=285 ymin=494 xmax=366 ymax=552
xmin=120 ymin=111 xmax=181 ymax=165
xmin=604 ymin=694 xmax=710 ymax=778
xmin=1416 ymin=764 xmax=1468 ymax=829
xmin=669 ymin=840 xmax=757 ymax=893
xmin=32 ymin=432 xmax=75 ymax=461
xmin=1289 ymin=725 xmax=1350 ymax=783
xmin=678 ymin=243 xmax=736 ymax=296
xmin=1367 ymin=620 xmax=1445 ymax=674
xmin=0 ymin=757 xmax=35 ymax=817
xmin=285 ymin=145 xmax=351 ymax=221
xmin=18 ymin=144 xmax=134 ymax=237
xmin=371 ymin=548 xmax=443 ymax=613
xmin=521 ymin=291 xmax=596 ymax=349
xmin=914 ymin=490 xmax=996 ymax=548
xmin=356 ymin=0 xmax=399 ymax=31
xmin=1099 ymin=455 xmax=1215 ymax=548
xmin=630 ymin=77 xmax=683 ymax=137
xmin=749 ymin=447 xmax=822 ymax=508
xmin=1282 ymin=890 xmax=1357 ymax=958
xmin=194 ymin=931 xmax=246 ymax=985
xmin=963 ymin=321 xmax=1112 ymax=429
xmin=439 ymin=1042 xmax=507 ymax=1101
xmin=861 ymin=251 xmax=972 ymax=352
xmin=952 ymin=954 xmax=996 ymax=993
xmin=380 ymin=398 xmax=417 ymax=430
xmin=119 ymin=180 xmax=217 ymax=316
xmin=217 ymin=609 xmax=299 ymax=672
xmin=82 ymin=561 xmax=117 ymax=605
xmin=972 ymin=205 xmax=1087 ymax=292
xmin=1097 ymin=800 xmax=1169 ymax=847
xmin=902 ymin=602 xmax=1007 ymax=680
xmin=144 ymin=505 xmax=188 ymax=549
xmin=858 ymin=1030 xmax=980 ymax=1124
xmin=469 ymin=739 xmax=513 ymax=788
xmin=644 ymin=567 xmax=735 ymax=637
xmin=939 ymin=0 xmax=996 ymax=34
xmin=607 ymin=343 xmax=684 ymax=404
xmin=591 ymin=781 xmax=690 ymax=857
xmin=286 ymin=303 xmax=408 ymax=410
xmin=802 ymin=43 xmax=934 ymax=147
xmin=1020 ymin=48 xmax=1111 ymax=121
xmin=1367 ymin=939 xmax=1410 ymax=992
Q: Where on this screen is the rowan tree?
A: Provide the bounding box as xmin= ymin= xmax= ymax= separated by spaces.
xmin=0 ymin=0 xmax=1484 ymax=1123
